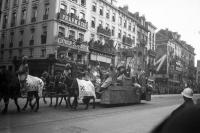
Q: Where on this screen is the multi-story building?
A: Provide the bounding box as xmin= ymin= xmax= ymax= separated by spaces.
xmin=155 ymin=29 xmax=195 ymax=93
xmin=196 ymin=60 xmax=200 ymax=91
xmin=85 ymin=1 xmax=138 ymax=68
xmin=0 ymin=0 xmax=157 ymax=76
xmin=0 ymin=0 xmax=88 ymax=76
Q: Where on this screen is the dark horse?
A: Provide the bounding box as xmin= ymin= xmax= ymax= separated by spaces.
xmin=0 ymin=69 xmax=21 ymax=114
xmin=0 ymin=69 xmax=42 ymax=114
xmin=64 ymin=69 xmax=95 ymax=110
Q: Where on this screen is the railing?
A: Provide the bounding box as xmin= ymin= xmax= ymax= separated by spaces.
xmin=3 ymin=24 xmax=6 ymax=29
xmin=1 ymin=44 xmax=4 ymax=49
xmin=9 ymin=42 xmax=13 ymax=48
xmin=57 ymin=12 xmax=88 ymax=29
xmin=29 ymin=40 xmax=34 ymax=45
xmin=43 ymin=14 xmax=48 ymax=20
xmin=10 ymin=22 xmax=15 ymax=27
xmin=31 ymin=17 xmax=36 ymax=22
xmin=21 ymin=19 xmax=25 ymax=25
xmin=97 ymin=25 xmax=111 ymax=37
xmin=19 ymin=41 xmax=23 ymax=47
xmin=122 ymin=36 xmax=133 ymax=46
xmin=89 ymin=39 xmax=116 ymax=55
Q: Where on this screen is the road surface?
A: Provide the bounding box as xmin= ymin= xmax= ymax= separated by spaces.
xmin=0 ymin=94 xmax=199 ymax=133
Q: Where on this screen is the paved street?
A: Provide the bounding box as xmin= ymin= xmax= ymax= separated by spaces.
xmin=0 ymin=94 xmax=200 ymax=133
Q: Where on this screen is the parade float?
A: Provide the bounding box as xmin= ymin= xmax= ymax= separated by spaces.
xmin=100 ymin=47 xmax=152 ymax=105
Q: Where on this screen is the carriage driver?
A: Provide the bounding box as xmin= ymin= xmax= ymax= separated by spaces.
xmin=17 ymin=56 xmax=29 ymax=82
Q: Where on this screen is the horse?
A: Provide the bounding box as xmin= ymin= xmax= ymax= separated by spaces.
xmin=0 ymin=69 xmax=21 ymax=114
xmin=64 ymin=70 xmax=96 ymax=110
xmin=18 ymin=74 xmax=44 ymax=112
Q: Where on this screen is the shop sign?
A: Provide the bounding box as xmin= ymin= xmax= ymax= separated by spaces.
xmin=90 ymin=53 xmax=111 ymax=63
xmin=57 ymin=38 xmax=88 ymax=52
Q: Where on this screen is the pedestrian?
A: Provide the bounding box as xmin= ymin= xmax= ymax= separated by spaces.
xmin=151 ymin=87 xmax=194 ymax=133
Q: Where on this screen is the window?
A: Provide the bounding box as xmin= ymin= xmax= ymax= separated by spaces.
xmin=60 ymin=4 xmax=67 ymax=13
xmin=69 ymin=30 xmax=75 ymax=40
xmin=99 ymin=6 xmax=103 ymax=16
xmin=132 ymin=36 xmax=135 ymax=44
xmin=118 ymin=29 xmax=121 ymax=38
xmin=106 ymin=9 xmax=110 ymax=19
xmin=21 ymin=9 xmax=26 ymax=24
xmin=71 ymin=8 xmax=76 ymax=15
xmin=4 ymin=0 xmax=9 ymax=9
xmin=112 ymin=13 xmax=115 ymax=22
xmin=91 ymin=17 xmax=95 ymax=28
xmin=99 ymin=20 xmax=103 ymax=27
xmin=41 ymin=26 xmax=47 ymax=44
xmin=124 ymin=32 xmax=126 ymax=37
xmin=41 ymin=48 xmax=46 ymax=57
xmin=1 ymin=51 xmax=4 ymax=59
xmin=128 ymin=23 xmax=131 ymax=31
xmin=3 ymin=15 xmax=8 ymax=28
xmin=58 ymin=27 xmax=65 ymax=37
xmin=112 ymin=27 xmax=115 ymax=36
xmin=106 ymin=23 xmax=109 ymax=29
xmin=30 ymin=28 xmax=35 ymax=45
xmin=119 ymin=17 xmax=122 ymax=26
xmin=132 ymin=26 xmax=135 ymax=33
xmin=43 ymin=6 xmax=49 ymax=20
xmin=124 ymin=20 xmax=127 ymax=28
xmin=79 ymin=33 xmax=84 ymax=41
xmin=19 ymin=49 xmax=22 ymax=57
xmin=92 ymin=3 xmax=96 ymax=12
xmin=30 ymin=48 xmax=33 ymax=58
xmin=13 ymin=0 xmax=18 ymax=7
xmin=9 ymin=32 xmax=14 ymax=48
xmin=81 ymin=0 xmax=86 ymax=6
xmin=11 ymin=12 xmax=17 ymax=27
xmin=9 ymin=50 xmax=12 ymax=59
xmin=31 ymin=6 xmax=37 ymax=22
xmin=79 ymin=12 xmax=85 ymax=19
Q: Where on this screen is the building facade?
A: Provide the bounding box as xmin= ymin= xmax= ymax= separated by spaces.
xmin=0 ymin=0 xmax=157 ymax=76
xmin=0 ymin=0 xmax=88 ymax=76
xmin=155 ymin=29 xmax=195 ymax=93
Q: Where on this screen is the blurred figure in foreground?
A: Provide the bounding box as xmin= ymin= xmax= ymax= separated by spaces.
xmin=151 ymin=87 xmax=194 ymax=133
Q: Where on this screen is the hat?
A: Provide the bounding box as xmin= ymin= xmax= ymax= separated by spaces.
xmin=181 ymin=88 xmax=193 ymax=99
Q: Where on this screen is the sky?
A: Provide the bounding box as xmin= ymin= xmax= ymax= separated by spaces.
xmin=116 ymin=0 xmax=200 ymax=66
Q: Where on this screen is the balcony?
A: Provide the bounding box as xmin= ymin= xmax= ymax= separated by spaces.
xmin=97 ymin=25 xmax=111 ymax=37
xmin=88 ymin=39 xmax=116 ymax=55
xmin=31 ymin=17 xmax=36 ymax=23
xmin=57 ymin=36 xmax=88 ymax=53
xmin=10 ymin=22 xmax=16 ymax=27
xmin=1 ymin=44 xmax=4 ymax=49
xmin=19 ymin=41 xmax=23 ymax=47
xmin=29 ymin=39 xmax=34 ymax=45
xmin=9 ymin=42 xmax=13 ymax=48
xmin=122 ymin=36 xmax=133 ymax=46
xmin=20 ymin=19 xmax=25 ymax=25
xmin=3 ymin=24 xmax=6 ymax=29
xmin=43 ymin=14 xmax=48 ymax=20
xmin=57 ymin=12 xmax=88 ymax=30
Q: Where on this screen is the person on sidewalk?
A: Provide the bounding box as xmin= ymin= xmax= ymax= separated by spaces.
xmin=151 ymin=87 xmax=194 ymax=133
